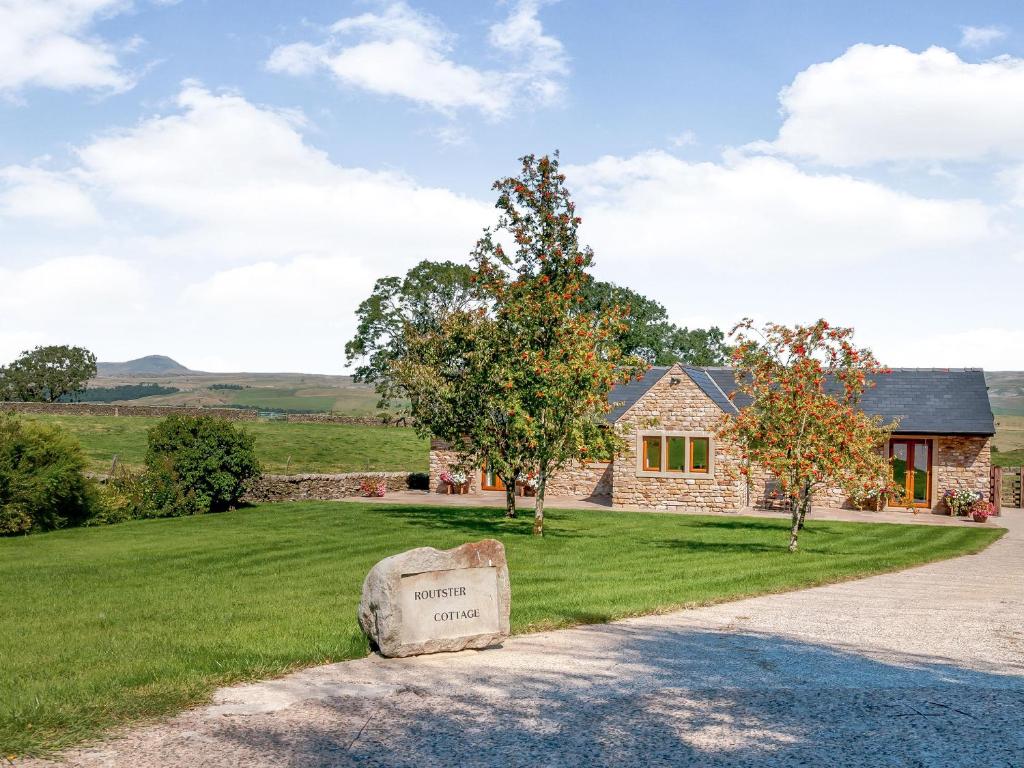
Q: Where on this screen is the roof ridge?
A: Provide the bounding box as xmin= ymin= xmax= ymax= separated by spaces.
xmin=701 ymin=366 xmax=739 ymax=414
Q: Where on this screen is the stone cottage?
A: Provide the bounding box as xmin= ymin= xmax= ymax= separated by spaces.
xmin=428 ymin=364 xmax=995 ymax=514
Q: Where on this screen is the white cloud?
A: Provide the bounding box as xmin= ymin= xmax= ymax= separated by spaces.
xmin=959 ymin=25 xmax=1007 ymax=50
xmin=562 ymin=150 xmax=1024 ymax=370
xmin=0 ymin=166 xmax=100 ymax=225
xmin=566 ymin=150 xmax=996 ymax=269
xmin=0 ymin=0 xmax=136 ymax=94
xmin=0 ymin=255 xmax=148 ymax=364
xmin=876 ymin=328 xmax=1024 ymax=370
xmin=1 ymin=83 xmax=493 ymax=370
xmin=266 ymin=0 xmax=567 ymax=119
xmin=669 ymin=130 xmax=698 ymax=148
xmin=757 ymin=44 xmax=1024 ymax=166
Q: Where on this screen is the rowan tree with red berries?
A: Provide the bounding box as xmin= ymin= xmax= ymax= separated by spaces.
xmin=719 ymin=319 xmax=899 ymax=551
xmin=474 ymin=153 xmax=647 ymax=535
xmin=398 ymin=152 xmax=646 ymax=534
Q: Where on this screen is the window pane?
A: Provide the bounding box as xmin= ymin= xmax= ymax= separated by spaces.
xmin=690 ymin=438 xmax=709 ymax=473
xmin=912 ymin=441 xmax=929 ymax=504
xmin=891 ymin=442 xmax=907 ymax=503
xmin=643 ymin=436 xmax=662 ymax=471
xmin=666 ymin=437 xmax=686 ymax=472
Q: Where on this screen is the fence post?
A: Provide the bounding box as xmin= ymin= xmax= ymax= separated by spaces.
xmin=991 ymin=466 xmax=1001 ymax=514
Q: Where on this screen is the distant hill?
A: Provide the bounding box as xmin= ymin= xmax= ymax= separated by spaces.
xmin=97 ymin=355 xmax=194 ymax=377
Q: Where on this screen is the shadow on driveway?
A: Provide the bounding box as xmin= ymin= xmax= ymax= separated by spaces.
xmin=215 ymin=624 xmax=1023 ymax=767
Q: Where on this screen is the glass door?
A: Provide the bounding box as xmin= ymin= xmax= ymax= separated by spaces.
xmin=889 ymin=439 xmax=931 ymax=508
xmin=481 ymin=462 xmax=505 ymax=491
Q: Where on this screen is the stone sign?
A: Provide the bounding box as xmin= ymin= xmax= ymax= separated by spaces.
xmin=358 ymin=539 xmax=511 ymax=658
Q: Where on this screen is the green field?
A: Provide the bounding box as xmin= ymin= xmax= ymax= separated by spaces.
xmin=0 ymin=502 xmax=1002 ymax=756
xmin=20 ymin=414 xmax=428 ymax=474
xmin=224 ymin=386 xmax=382 ymax=414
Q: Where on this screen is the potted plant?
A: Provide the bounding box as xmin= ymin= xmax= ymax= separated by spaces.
xmin=943 ymin=488 xmax=982 ymax=517
xmin=521 ymin=473 xmax=538 ymax=497
xmin=440 ymin=469 xmax=469 ymax=494
xmin=359 ymin=475 xmax=387 ymax=498
xmin=971 ymin=499 xmax=995 ymax=523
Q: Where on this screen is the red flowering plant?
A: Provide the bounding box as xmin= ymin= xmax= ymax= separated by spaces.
xmin=971 ymin=498 xmax=995 ymax=523
xmin=719 ymin=319 xmax=899 ymax=552
xmin=359 ymin=475 xmax=387 ymax=498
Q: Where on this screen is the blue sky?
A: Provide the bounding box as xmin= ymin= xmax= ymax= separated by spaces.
xmin=2 ymin=0 xmax=1024 ymax=371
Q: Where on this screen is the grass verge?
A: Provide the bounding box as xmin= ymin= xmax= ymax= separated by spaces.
xmin=0 ymin=502 xmax=1003 ymax=756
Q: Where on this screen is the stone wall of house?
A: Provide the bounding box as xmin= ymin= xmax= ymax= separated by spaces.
xmin=544 ymin=462 xmax=612 ymax=498
xmin=612 ymin=365 xmax=745 ymax=511
xmin=428 ymin=440 xmax=612 ymax=498
xmin=244 ymin=471 xmax=411 ymax=502
xmin=747 ymin=435 xmax=993 ymax=513
xmin=934 ymin=436 xmax=991 ymax=511
xmin=429 ymin=439 xmax=481 ymax=494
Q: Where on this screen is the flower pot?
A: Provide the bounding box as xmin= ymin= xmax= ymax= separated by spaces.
xmin=973 ymin=513 xmax=990 ymax=523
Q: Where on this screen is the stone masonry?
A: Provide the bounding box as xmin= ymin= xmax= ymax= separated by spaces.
xmin=612 ymin=364 xmax=745 ymax=512
xmin=426 ymin=366 xmax=993 ymax=513
xmin=244 ymin=472 xmax=412 ymax=502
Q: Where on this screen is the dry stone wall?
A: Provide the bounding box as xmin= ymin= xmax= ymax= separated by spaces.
xmin=244 ymin=472 xmax=411 ymax=502
xmin=2 ymin=401 xmax=260 ymax=420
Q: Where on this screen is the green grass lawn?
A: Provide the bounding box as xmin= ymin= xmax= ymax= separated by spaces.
xmin=0 ymin=502 xmax=1003 ymax=756
xmin=19 ymin=414 xmax=428 ymax=474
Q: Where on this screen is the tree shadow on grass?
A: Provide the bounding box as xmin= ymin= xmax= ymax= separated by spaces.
xmin=370 ymin=504 xmax=584 ymax=540
xmin=213 ymin=625 xmax=1024 ymax=767
xmin=686 ymin=518 xmax=846 ymax=537
xmin=649 ymin=539 xmax=782 ymax=555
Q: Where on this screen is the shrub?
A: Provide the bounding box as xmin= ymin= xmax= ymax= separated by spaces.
xmin=144 ymin=415 xmax=261 ymax=516
xmin=407 ymin=472 xmax=429 ymax=490
xmin=89 ymin=471 xmax=150 ymax=525
xmin=0 ymin=413 xmax=96 ymax=534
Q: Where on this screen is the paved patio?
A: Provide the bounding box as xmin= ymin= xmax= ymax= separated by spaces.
xmin=347 ymin=489 xmax=996 ymax=527
xmin=26 ymin=510 xmax=1021 ymax=767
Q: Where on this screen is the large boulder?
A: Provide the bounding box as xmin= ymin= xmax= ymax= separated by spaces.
xmin=358 ymin=539 xmax=511 ymax=658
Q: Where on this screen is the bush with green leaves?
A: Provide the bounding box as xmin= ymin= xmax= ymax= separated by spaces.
xmin=0 ymin=412 xmax=96 ymax=534
xmin=143 ymin=415 xmax=261 ymax=516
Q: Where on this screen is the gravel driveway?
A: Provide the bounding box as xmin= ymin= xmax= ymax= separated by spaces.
xmin=28 ymin=512 xmax=1024 ymax=768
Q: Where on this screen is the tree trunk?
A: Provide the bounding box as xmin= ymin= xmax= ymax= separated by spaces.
xmin=503 ymin=477 xmax=517 ymax=519
xmin=533 ymin=469 xmax=546 ymax=536
xmin=797 ymin=483 xmax=811 ymax=530
xmin=788 ymin=495 xmax=801 ymax=552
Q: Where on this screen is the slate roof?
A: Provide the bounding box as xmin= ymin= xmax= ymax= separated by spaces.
xmin=670 ymin=367 xmax=995 ymax=436
xmin=606 ymin=366 xmax=669 ymax=422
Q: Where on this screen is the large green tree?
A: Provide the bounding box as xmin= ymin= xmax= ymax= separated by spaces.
xmin=396 ymin=309 xmax=533 ymax=517
xmin=344 ymin=260 xmax=477 ymax=413
xmin=347 ymin=268 xmax=730 ymax=416
xmin=475 ymin=153 xmax=647 ymax=534
xmin=398 ymin=153 xmax=649 ymax=534
xmin=0 ymin=345 xmax=97 ymax=403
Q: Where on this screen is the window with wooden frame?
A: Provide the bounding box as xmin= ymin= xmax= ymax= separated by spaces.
xmin=666 ymin=436 xmax=686 ymax=472
xmin=642 ymin=436 xmax=662 ymax=472
xmin=637 ymin=433 xmax=714 ymax=477
xmin=689 ymin=437 xmax=710 ymax=473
